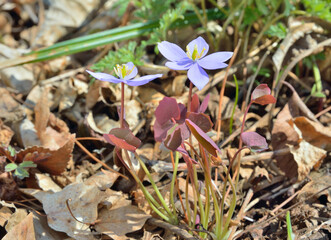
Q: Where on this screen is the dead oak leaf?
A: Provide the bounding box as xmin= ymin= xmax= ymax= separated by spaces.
xmin=95 ymin=196 xmax=150 ymax=240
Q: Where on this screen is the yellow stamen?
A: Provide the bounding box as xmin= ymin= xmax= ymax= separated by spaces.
xmin=186 ymin=44 xmax=206 ymax=61
xmin=114 ymin=64 xmax=135 ymax=79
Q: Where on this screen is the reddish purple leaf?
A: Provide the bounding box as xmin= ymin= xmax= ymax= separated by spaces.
xmin=199 ymin=93 xmax=210 ymax=113
xmin=241 ymin=131 xmax=268 ymax=152
xmin=190 ymin=94 xmax=200 ymax=113
xmin=187 ymin=112 xmax=213 ymax=133
xmin=251 ymin=84 xmax=276 ymax=105
xmin=104 ymin=128 xmax=141 ymax=152
xmin=185 ymin=119 xmax=220 ymax=157
xmin=155 ymin=97 xmax=180 ymax=125
xmin=164 ymin=127 xmax=182 ymax=151
xmin=154 ymin=120 xmax=173 ymax=142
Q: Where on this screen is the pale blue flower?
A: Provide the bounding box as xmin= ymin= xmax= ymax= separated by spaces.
xmin=87 ymin=62 xmax=162 ymax=86
xmin=158 ymin=37 xmax=233 ymax=90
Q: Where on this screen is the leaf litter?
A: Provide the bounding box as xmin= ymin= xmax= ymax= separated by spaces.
xmin=0 ymin=1 xmax=330 ymax=239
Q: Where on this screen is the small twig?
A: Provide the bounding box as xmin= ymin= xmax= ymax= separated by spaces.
xmin=74 ymin=139 xmax=128 ymax=179
xmin=315 ymin=105 xmax=331 ymax=118
xmin=40 ymin=67 xmax=85 ymax=85
xmin=216 ymin=39 xmax=241 ymax=140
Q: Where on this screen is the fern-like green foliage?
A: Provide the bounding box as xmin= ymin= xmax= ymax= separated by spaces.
xmin=302 ymin=0 xmax=331 ymax=22
xmin=91 ymin=41 xmax=145 ymax=72
xmin=91 ymin=1 xmax=192 ymax=74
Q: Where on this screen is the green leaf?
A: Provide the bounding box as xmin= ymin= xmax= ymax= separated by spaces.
xmin=265 ymin=23 xmax=287 ymax=39
xmin=7 ymin=146 xmax=16 ymax=157
xmin=255 ymin=0 xmax=269 ymax=15
xmin=19 ymin=161 xmax=37 ymax=168
xmin=14 ymin=167 xmax=30 ymax=179
xmin=5 ymin=163 xmax=18 ymax=172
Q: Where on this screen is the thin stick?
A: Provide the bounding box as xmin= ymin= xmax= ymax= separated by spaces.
xmin=315 ymin=105 xmax=331 ymax=118
xmin=216 ymin=39 xmax=241 ymax=140
xmin=74 ymin=139 xmax=128 ymax=179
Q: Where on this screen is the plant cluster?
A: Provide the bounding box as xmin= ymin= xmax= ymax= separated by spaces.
xmin=86 ymin=36 xmax=276 ymax=239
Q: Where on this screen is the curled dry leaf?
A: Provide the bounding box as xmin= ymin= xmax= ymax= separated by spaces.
xmin=289 ymin=140 xmax=326 ymax=181
xmin=289 ymin=117 xmax=331 ymax=151
xmin=272 ymin=105 xmax=328 ymax=180
xmin=16 ymin=134 xmax=75 ymax=175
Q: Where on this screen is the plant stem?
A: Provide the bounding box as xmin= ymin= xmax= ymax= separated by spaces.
xmin=120 ymin=82 xmax=125 ymax=128
xmin=187 ymin=81 xmax=193 ymax=112
xmin=170 ymin=151 xmax=180 ymax=218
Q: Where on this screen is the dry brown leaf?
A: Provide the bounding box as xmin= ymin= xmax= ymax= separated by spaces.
xmin=5 ymin=208 xmax=27 ymax=232
xmin=3 ymin=212 xmax=35 ymax=240
xmin=21 ymin=182 xmax=106 ymax=240
xmin=290 ymin=117 xmax=331 ymax=151
xmin=297 ymin=170 xmax=331 ymax=203
xmin=0 ymin=120 xmax=14 ymax=146
xmin=272 ymin=106 xmax=328 ymax=180
xmin=289 ymin=140 xmax=326 ymax=181
xmin=95 ymin=195 xmax=150 ymax=240
xmin=0 ymin=88 xmax=25 ymax=123
xmin=84 ymin=170 xmax=119 ymax=190
xmin=85 ymin=80 xmax=109 ymax=109
xmin=34 ymin=88 xmax=51 ymax=146
xmin=35 ymin=173 xmax=62 ymax=193
xmin=16 ymin=134 xmax=75 ymax=175
xmin=0 ymin=206 xmax=12 ymax=227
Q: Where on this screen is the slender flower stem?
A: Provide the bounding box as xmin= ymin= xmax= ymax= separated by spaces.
xmin=170 ymin=151 xmax=179 ymax=218
xmin=120 ymin=82 xmax=125 ymax=128
xmin=187 ymin=81 xmax=193 ymax=112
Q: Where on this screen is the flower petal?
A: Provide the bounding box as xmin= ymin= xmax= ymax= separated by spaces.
xmin=158 ymin=41 xmax=188 ymax=62
xmin=187 ymin=63 xmax=209 ymax=90
xmin=125 ymin=74 xmax=162 ymax=86
xmin=187 ymin=36 xmax=209 ymax=59
xmin=197 ymin=52 xmax=233 ymax=70
xmin=86 ymin=70 xmax=122 ymax=84
xmin=165 ymin=59 xmax=193 ymax=70
xmin=123 ymin=62 xmax=138 ymax=80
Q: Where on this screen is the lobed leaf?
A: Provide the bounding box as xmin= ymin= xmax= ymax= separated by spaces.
xmin=185 ymin=119 xmax=220 ymax=157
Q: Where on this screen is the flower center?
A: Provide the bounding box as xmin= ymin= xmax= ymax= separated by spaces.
xmin=186 ymin=44 xmax=206 ymax=61
xmin=114 ymin=64 xmax=135 ymax=79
